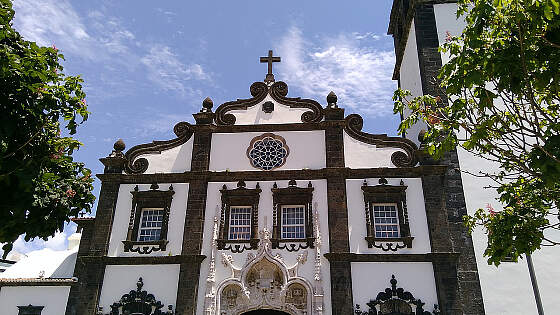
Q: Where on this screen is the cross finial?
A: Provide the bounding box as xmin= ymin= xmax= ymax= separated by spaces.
xmin=260 ymin=49 xmax=281 ymax=83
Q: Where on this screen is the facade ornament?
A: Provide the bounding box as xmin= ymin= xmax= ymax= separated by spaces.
xmin=104 ymin=277 xmax=174 ymax=315
xmin=204 ymin=216 xmax=219 ymax=315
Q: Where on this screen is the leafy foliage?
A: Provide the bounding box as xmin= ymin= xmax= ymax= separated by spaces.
xmin=394 ymin=0 xmax=560 ymax=265
xmin=0 ymin=0 xmax=95 ymax=257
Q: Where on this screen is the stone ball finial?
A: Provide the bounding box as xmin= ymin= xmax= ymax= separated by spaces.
xmin=113 ymin=139 xmax=125 ymax=152
xmin=327 ymin=91 xmax=337 ymax=107
xmin=202 ymin=97 xmax=213 ymax=112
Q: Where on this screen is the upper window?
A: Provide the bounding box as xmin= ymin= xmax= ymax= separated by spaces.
xmin=228 ymin=206 xmax=252 ymax=240
xmin=373 ymin=204 xmax=400 ymax=238
xmin=362 ymin=178 xmax=413 ymax=251
xmin=271 ymin=180 xmax=315 ymax=250
xmin=247 ymin=133 xmax=289 ymax=171
xmin=138 ymin=208 xmax=164 ymax=241
xmin=281 ymin=205 xmax=306 ymax=239
xmin=218 ymin=181 xmax=261 ymax=252
xmin=122 ymin=183 xmax=174 ymax=254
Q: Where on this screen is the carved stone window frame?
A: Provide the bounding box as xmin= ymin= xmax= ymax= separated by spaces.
xmin=218 ymin=181 xmax=261 ymax=253
xmin=17 ymin=305 xmax=44 ymax=315
xmin=271 ymin=180 xmax=315 ymax=251
xmin=361 ymin=179 xmax=413 ymax=250
xmin=122 ymin=183 xmax=174 ymax=254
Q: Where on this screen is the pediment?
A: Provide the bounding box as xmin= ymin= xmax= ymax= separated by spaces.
xmin=214 ymin=81 xmax=323 ymax=125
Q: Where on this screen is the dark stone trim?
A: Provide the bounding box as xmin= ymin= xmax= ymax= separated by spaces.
xmin=0 ymin=280 xmax=77 ymax=287
xmin=268 ymin=81 xmax=323 ymax=123
xmin=96 ymin=166 xmax=448 ymax=184
xmin=79 ymin=255 xmax=206 ymax=265
xmin=344 ymin=114 xmax=418 ymax=167
xmin=214 ymin=82 xmax=268 ymax=125
xmin=124 ymin=122 xmax=194 ymax=174
xmin=176 ymin=124 xmax=212 ymax=315
xmin=17 ymin=305 xmax=45 ymax=315
xmin=218 ymin=181 xmax=262 ymax=252
xmin=106 ymin=277 xmax=173 ymax=315
xmin=324 ymin=252 xmax=459 ymax=262
xmin=214 ymin=81 xmax=323 ymax=125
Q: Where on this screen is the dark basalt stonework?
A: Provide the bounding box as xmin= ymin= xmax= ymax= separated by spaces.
xmin=389 ymin=1 xmax=485 ymax=314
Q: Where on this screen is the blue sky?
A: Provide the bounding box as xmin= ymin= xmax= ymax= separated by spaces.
xmin=7 ymin=0 xmax=400 ymax=254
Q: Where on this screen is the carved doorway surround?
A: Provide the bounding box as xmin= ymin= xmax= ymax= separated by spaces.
xmin=210 ymin=227 xmax=322 ymax=315
xmin=241 ymin=310 xmax=291 ymax=315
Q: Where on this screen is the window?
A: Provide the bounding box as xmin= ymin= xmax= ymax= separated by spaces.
xmin=247 ymin=133 xmax=290 ymax=171
xmin=228 ymin=206 xmax=252 ymax=240
xmin=362 ymin=178 xmax=413 ymax=250
xmin=373 ymin=204 xmax=400 ymax=238
xmin=138 ymin=208 xmax=164 ymax=241
xmin=17 ymin=305 xmax=44 ymax=315
xmin=271 ymin=180 xmax=315 ymax=250
xmin=122 ymin=183 xmax=174 ymax=254
xmin=217 ymin=181 xmax=261 ymax=252
xmin=281 ymin=205 xmax=306 ymax=239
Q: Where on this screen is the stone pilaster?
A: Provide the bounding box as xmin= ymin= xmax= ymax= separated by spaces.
xmin=175 ymin=122 xmax=213 ymax=315
xmin=323 ymin=107 xmax=354 ymax=315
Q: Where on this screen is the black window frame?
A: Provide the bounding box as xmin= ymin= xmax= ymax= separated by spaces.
xmin=271 ymin=180 xmax=315 ymax=251
xmin=217 ymin=181 xmax=261 ymax=252
xmin=122 ymin=183 xmax=174 ymax=254
xmin=17 ymin=305 xmax=44 ymax=315
xmin=361 ymin=179 xmax=413 ymax=250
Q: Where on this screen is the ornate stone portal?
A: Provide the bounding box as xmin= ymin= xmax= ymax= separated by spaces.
xmin=205 ymin=221 xmax=323 ymax=315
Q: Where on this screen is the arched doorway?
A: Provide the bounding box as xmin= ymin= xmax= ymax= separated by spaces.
xmin=241 ymin=310 xmax=290 ymax=315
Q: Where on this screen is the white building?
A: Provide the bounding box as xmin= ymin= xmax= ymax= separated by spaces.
xmin=0 ymin=4 xmax=503 ymax=313
xmin=388 ymin=1 xmax=559 ymax=314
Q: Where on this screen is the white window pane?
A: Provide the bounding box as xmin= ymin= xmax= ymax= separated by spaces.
xmin=138 ymin=208 xmax=164 ymax=241
xmin=229 ymin=206 xmax=252 ymax=240
xmin=373 ymin=204 xmax=400 ymax=238
xmin=281 ymin=205 xmax=306 ymax=239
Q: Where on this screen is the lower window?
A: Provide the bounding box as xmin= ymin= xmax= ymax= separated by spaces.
xmin=281 ymin=205 xmax=306 ymax=239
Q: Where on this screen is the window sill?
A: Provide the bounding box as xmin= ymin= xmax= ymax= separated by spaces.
xmin=217 ymin=238 xmax=259 ymax=253
xmin=365 ymin=236 xmax=414 ymax=251
xmin=122 ymin=239 xmax=169 ymax=255
xmin=271 ymin=237 xmax=315 ymax=252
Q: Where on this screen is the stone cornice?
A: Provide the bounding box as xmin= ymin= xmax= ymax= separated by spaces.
xmin=96 ymin=165 xmax=448 ymax=183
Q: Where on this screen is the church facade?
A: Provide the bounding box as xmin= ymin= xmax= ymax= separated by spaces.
xmin=0 ymin=1 xmax=489 ymax=314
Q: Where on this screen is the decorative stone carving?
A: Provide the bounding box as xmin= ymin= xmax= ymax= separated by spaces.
xmin=213 ymin=227 xmax=322 ymax=314
xmin=354 ymin=275 xmax=440 ymax=315
xmin=247 ymin=134 xmax=289 ymax=171
xmin=105 ymin=277 xmax=173 ymax=315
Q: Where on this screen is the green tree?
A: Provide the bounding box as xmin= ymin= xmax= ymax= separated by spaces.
xmin=394 ymin=0 xmax=560 ymax=265
xmin=0 ymin=0 xmax=95 ymax=257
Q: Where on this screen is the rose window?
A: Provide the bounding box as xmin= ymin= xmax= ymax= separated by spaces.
xmin=247 ymin=133 xmax=289 ymax=171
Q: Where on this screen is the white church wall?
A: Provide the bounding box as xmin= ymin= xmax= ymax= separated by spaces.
xmin=0 ymin=286 xmax=70 ymax=315
xmin=209 ymin=131 xmax=326 ymax=172
xmin=106 ymin=183 xmax=188 ymax=257
xmin=399 ymin=19 xmax=426 ymax=146
xmin=346 ymin=178 xmax=431 ymax=254
xmin=196 ymin=180 xmax=332 ymax=314
xmin=140 ymin=138 xmax=194 ymax=174
xmin=351 ymin=262 xmax=438 ymax=312
xmin=98 ymin=264 xmax=179 ymax=312
xmin=434 ymin=3 xmax=560 ymax=314
xmin=228 ymin=95 xmax=313 ymax=125
xmin=343 ymin=131 xmax=410 ymax=169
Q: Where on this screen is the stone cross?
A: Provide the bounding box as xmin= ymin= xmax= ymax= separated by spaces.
xmin=260 ymin=50 xmax=281 ymax=83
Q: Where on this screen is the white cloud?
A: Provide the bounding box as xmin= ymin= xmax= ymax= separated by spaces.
xmin=12 ymin=0 xmax=136 ymax=62
xmin=276 ymin=26 xmax=397 ymax=117
xmin=141 ymin=45 xmax=211 ymax=96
